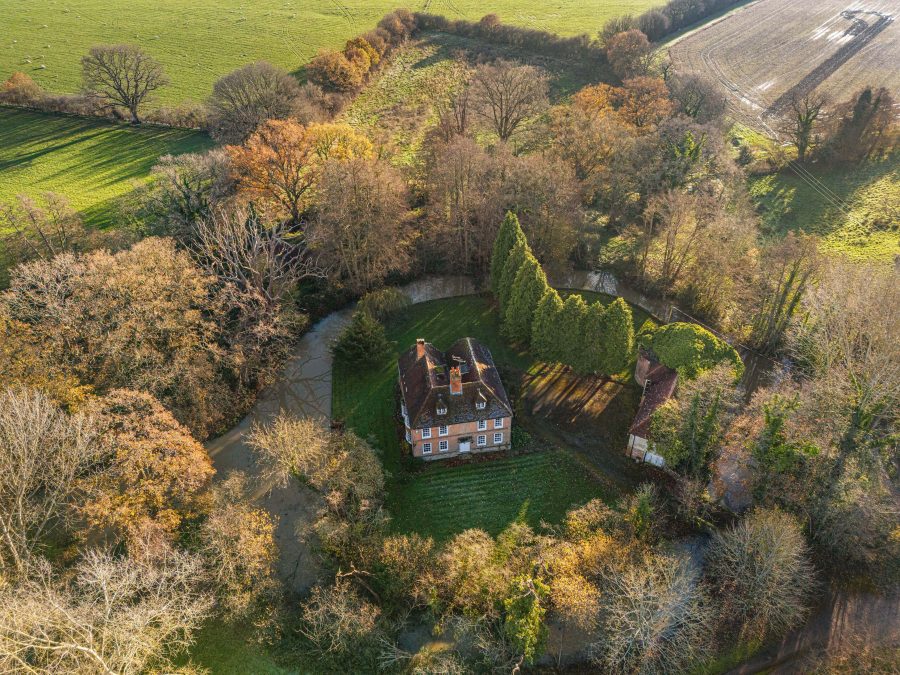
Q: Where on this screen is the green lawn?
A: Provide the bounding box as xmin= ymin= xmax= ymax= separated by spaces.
xmin=332 ymin=293 xmax=641 ymax=541
xmin=749 ymin=154 xmax=899 ymax=264
xmin=1 ymin=1 xmax=661 ymax=105
xmin=0 ymin=107 xmax=212 ymax=228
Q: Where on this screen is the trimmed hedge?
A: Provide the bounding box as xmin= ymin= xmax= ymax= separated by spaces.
xmin=640 ymin=322 xmax=743 ymax=379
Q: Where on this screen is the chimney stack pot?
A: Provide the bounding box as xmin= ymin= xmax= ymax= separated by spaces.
xmin=449 ymin=366 xmax=463 ymax=395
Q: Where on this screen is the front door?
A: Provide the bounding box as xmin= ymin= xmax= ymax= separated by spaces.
xmin=458 ymin=439 xmax=471 ymax=453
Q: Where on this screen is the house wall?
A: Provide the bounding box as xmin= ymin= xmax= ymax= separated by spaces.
xmin=626 ymin=433 xmax=665 ymax=467
xmin=407 ymin=416 xmax=512 ymax=459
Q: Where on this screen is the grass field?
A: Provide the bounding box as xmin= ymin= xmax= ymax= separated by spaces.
xmin=2 ymin=0 xmax=661 ymax=105
xmin=0 ymin=107 xmax=212 ymax=228
xmin=749 ymin=153 xmax=899 ymax=263
xmin=333 ymin=293 xmax=654 ymax=541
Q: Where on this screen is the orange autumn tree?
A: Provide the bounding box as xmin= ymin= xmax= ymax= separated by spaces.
xmin=79 ymin=389 xmax=215 ymax=552
xmin=227 ymin=119 xmax=373 ymax=224
xmin=573 ymin=77 xmax=673 ymax=132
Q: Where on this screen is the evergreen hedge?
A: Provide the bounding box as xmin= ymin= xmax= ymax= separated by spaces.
xmin=640 ymin=322 xmax=743 ymax=379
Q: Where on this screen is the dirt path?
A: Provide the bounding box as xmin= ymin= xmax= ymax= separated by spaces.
xmin=729 ymin=588 xmax=900 ymax=673
xmin=204 ymin=277 xmax=475 ymax=594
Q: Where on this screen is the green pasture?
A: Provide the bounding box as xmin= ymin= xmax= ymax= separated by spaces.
xmin=1 ymin=0 xmax=660 ymax=105
xmin=0 ymin=107 xmax=211 ymax=228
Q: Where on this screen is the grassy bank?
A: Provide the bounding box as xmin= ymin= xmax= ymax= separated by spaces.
xmin=749 ymin=153 xmax=899 ymax=263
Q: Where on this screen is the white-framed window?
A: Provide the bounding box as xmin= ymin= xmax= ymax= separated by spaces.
xmin=436 ymin=404 xmax=447 ymax=415
xmin=439 ymin=440 xmax=449 ymax=452
xmin=477 ymin=419 xmax=487 ymax=431
xmin=438 ymin=425 xmax=449 ymax=437
xmin=421 ymin=427 xmax=432 ymax=439
xmin=477 ymin=434 xmax=487 ymax=447
xmin=405 ymin=429 xmax=411 ymax=443
xmin=476 ymin=400 xmax=486 ymax=409
xmin=422 ymin=442 xmax=432 ymax=455
xmin=494 ymin=418 xmax=504 ymax=429
xmin=493 ymin=432 xmax=503 ymax=445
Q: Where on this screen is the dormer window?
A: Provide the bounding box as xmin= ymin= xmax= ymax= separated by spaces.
xmin=475 ymin=389 xmax=487 ymax=410
xmin=436 ymin=395 xmax=447 ymax=415
xmin=437 ymin=405 xmax=447 ymax=415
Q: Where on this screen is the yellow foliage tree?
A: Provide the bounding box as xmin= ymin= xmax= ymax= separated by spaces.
xmin=79 ymin=389 xmax=215 ymax=552
xmin=227 ymin=119 xmax=372 ymax=224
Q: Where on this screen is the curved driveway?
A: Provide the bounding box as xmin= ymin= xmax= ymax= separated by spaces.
xmin=204 ymin=277 xmax=476 ymax=593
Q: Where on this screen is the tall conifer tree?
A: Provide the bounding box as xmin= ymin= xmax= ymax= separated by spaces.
xmin=497 ymin=240 xmax=529 ymax=312
xmin=490 ymin=212 xmax=526 ymax=295
xmin=580 ymin=301 xmax=608 ymax=374
xmin=557 ymin=294 xmax=588 ymax=372
xmin=598 ymin=298 xmax=635 ymax=375
xmin=532 ymin=289 xmax=564 ymax=362
xmin=503 ymin=254 xmax=549 ymax=343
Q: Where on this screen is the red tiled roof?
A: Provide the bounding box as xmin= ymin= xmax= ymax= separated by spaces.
xmin=398 ymin=337 xmax=513 ymax=428
xmin=629 ymin=365 xmax=678 ymax=439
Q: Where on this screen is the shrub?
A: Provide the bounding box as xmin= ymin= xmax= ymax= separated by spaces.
xmin=0 ymin=71 xmax=44 ymax=105
xmin=145 ymin=102 xmax=208 ymax=129
xmin=307 ymin=49 xmax=364 ymax=92
xmin=357 ymin=287 xmax=411 ymax=322
xmin=332 ymin=311 xmax=391 ymax=367
xmin=640 ymin=322 xmax=743 ymax=379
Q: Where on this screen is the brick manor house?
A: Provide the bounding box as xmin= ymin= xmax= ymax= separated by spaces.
xmin=398 ymin=337 xmax=513 ymax=460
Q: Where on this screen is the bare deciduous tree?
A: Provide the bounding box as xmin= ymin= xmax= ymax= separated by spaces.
xmin=668 ymin=74 xmax=726 ymax=123
xmin=470 ymin=60 xmax=549 ymax=142
xmin=639 ymin=190 xmax=716 ymax=293
xmin=0 ymin=193 xmax=89 ymax=268
xmin=81 ymin=44 xmax=167 ymax=124
xmin=782 ymin=91 xmax=827 ymax=162
xmin=0 ymin=387 xmax=99 ymax=575
xmin=750 ymin=232 xmax=820 ymax=353
xmin=594 ymin=551 xmax=711 ymax=674
xmin=137 ymin=150 xmax=233 ymax=240
xmin=194 ymin=206 xmax=322 ymax=310
xmin=206 ymin=61 xmax=304 ymax=144
xmin=433 ymin=87 xmax=472 ymax=142
xmin=199 ymin=472 xmax=279 ymax=618
xmin=707 ymin=508 xmax=815 ymax=641
xmin=789 ymin=261 xmax=899 ymax=464
xmin=310 ymin=157 xmax=411 ymax=293
xmin=299 ymin=579 xmax=382 ymax=656
xmin=0 ymin=548 xmax=213 ymax=674
xmin=247 ymin=414 xmax=331 ymax=488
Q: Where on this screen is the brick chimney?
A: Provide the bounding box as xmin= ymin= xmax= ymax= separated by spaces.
xmin=416 ymin=338 xmax=426 ymax=359
xmin=449 ymin=366 xmax=463 ymax=395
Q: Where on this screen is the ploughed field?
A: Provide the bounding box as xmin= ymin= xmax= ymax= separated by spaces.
xmin=670 ymin=0 xmax=900 ymax=134
xmin=0 ymin=0 xmax=660 ymax=105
